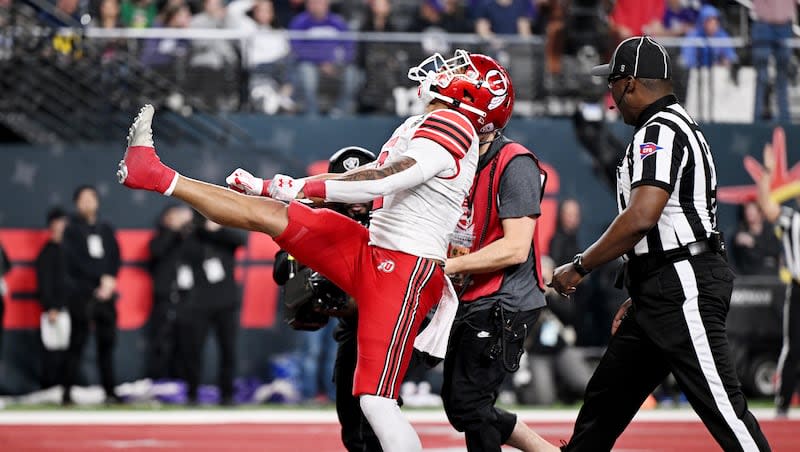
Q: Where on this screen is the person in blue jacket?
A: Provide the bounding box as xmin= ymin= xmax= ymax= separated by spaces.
xmin=680 ymin=5 xmax=737 ymax=68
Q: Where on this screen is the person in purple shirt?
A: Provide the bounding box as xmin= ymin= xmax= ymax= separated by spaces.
xmin=475 ymin=0 xmax=534 ymax=38
xmin=661 ymin=0 xmax=697 ymax=36
xmin=680 ymin=5 xmax=737 ymax=68
xmin=289 ymin=0 xmax=360 ymax=116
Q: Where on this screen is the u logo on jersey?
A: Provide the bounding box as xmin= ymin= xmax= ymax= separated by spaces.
xmin=377 ymin=260 xmax=395 ymax=273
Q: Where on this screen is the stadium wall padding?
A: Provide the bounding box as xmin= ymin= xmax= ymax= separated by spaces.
xmin=0 ymin=116 xmax=797 ymax=394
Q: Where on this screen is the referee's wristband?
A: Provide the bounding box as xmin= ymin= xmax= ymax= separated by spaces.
xmin=572 ymin=253 xmax=591 ymax=277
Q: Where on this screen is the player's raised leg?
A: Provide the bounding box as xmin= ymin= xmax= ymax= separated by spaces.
xmin=117 ymin=105 xmax=289 ymax=237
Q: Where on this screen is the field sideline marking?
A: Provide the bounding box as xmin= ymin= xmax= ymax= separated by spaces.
xmin=0 ymin=408 xmax=793 ymax=425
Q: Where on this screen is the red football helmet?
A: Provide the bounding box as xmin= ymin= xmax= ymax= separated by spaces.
xmin=408 ymin=49 xmax=515 ymax=133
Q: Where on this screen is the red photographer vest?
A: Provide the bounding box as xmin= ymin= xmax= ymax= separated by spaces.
xmin=460 ymin=142 xmax=547 ymax=302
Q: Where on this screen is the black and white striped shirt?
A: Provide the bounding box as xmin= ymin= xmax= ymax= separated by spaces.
xmin=777 ymin=206 xmax=800 ymax=280
xmin=616 ymin=95 xmax=718 ymax=256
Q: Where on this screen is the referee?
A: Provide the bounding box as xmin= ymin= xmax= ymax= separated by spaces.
xmin=755 ymin=143 xmax=800 ymax=418
xmin=550 ymin=36 xmax=771 ymax=451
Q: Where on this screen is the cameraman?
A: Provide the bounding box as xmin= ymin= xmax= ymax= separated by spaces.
xmin=147 ymin=204 xmax=194 ymax=379
xmin=178 ymin=211 xmax=247 ymax=406
xmin=273 ymin=147 xmax=382 ymax=451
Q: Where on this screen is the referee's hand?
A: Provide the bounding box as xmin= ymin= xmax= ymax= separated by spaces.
xmin=611 ymin=298 xmax=633 ymax=336
xmin=550 ymin=262 xmax=584 ymax=297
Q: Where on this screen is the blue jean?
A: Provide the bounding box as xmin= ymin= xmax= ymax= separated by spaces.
xmin=295 ymin=62 xmax=360 ymax=116
xmin=300 ymin=318 xmax=338 ymax=400
xmin=752 ymin=21 xmax=792 ymax=122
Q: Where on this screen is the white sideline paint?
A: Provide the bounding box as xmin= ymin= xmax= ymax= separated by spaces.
xmin=0 ymin=408 xmax=792 ymax=425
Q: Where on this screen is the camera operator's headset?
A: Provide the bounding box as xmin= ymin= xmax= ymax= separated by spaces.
xmin=283 ymin=146 xmax=377 ymax=331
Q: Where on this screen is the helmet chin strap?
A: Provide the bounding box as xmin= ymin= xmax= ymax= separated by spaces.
xmin=479 ymin=129 xmax=504 ymax=146
xmin=428 ymin=91 xmax=487 ymax=118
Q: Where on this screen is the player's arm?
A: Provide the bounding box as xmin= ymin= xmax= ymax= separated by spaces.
xmin=445 ymin=216 xmax=536 ymax=275
xmin=551 ymin=124 xmax=679 ymax=295
xmin=302 ymin=109 xmax=472 ymax=203
xmin=301 ymin=153 xmax=435 ymax=203
xmin=578 ymin=185 xmax=669 ymax=270
xmin=445 ymin=156 xmax=541 ymax=275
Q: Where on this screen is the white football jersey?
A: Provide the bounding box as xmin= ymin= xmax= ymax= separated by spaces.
xmin=368 ymin=109 xmax=479 ymax=261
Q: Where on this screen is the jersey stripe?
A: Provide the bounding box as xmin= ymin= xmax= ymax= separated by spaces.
xmin=618 ymin=99 xmax=718 ymax=256
xmin=778 ymin=206 xmax=800 ymax=280
xmin=412 ymin=110 xmax=475 ymax=159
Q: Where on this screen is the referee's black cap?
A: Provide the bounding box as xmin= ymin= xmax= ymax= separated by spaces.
xmin=591 ymin=36 xmax=672 ymax=81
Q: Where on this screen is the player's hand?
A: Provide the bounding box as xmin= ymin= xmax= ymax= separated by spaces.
xmin=549 ymin=262 xmax=583 ymax=297
xmin=226 ymin=168 xmax=269 ymax=196
xmin=611 ymin=298 xmax=632 ymax=336
xmin=117 ymin=105 xmax=178 ymax=195
xmin=267 ymin=174 xmax=306 ymax=202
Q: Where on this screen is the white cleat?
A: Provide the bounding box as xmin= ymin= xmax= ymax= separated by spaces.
xmin=127 ymin=104 xmax=155 ymax=148
xmin=117 ymin=160 xmax=128 ymax=184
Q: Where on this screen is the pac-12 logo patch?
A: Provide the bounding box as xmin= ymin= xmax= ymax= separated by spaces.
xmin=639 ymin=142 xmax=663 ymax=158
xmin=377 ymin=260 xmax=395 ymax=273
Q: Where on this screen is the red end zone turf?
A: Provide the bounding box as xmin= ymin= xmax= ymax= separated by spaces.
xmin=0 ymin=420 xmax=796 ymax=451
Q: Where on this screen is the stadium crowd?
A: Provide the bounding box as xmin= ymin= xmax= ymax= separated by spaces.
xmin=3 ymin=0 xmax=795 ymax=121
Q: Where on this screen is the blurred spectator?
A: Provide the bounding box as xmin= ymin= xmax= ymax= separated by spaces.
xmin=178 ymin=215 xmax=246 ymax=406
xmin=120 ymin=0 xmax=156 ymax=27
xmin=0 ymin=0 xmax=10 ymax=29
xmin=680 ymin=5 xmax=737 ymax=69
xmin=228 ymin=0 xmax=295 ymax=113
xmin=146 ymin=204 xmax=193 ymax=379
xmin=548 ymin=198 xmax=581 ymax=266
xmin=188 ymin=0 xmax=240 ymax=110
xmin=91 ymin=0 xmax=127 ymax=65
xmin=361 ymin=0 xmax=392 ymax=32
xmin=358 ymin=0 xmax=408 ymax=114
xmin=657 ymin=0 xmax=697 ymax=37
xmin=540 ymin=0 xmax=565 ymax=77
xmin=475 ymin=0 xmax=534 ymax=37
xmin=298 ymin=301 xmax=338 ymax=403
xmin=35 ymin=207 xmax=69 ymax=390
xmin=190 ymin=0 xmax=237 ymax=70
xmin=609 ymin=0 xmax=664 ymax=42
xmin=61 ymin=185 xmax=121 ymax=405
xmin=94 ymin=0 xmax=121 ymax=28
xmin=0 ymin=239 xmax=10 ymax=356
xmin=752 ymin=0 xmax=793 ymax=122
xmin=38 ymin=0 xmax=82 ymax=27
xmin=273 ymin=0 xmax=304 ymax=28
xmin=140 ymin=4 xmax=191 ymax=68
xmin=520 ymin=256 xmax=593 ymax=405
xmin=410 ymin=0 xmax=473 ymax=34
xmin=731 ymin=201 xmax=782 ymax=276
xmin=289 ymin=0 xmax=360 ymax=116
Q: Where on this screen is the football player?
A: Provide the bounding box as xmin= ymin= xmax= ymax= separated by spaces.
xmin=118 ymin=50 xmax=511 ymax=452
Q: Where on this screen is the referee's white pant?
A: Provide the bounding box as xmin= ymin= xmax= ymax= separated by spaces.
xmin=563 ymin=253 xmax=771 ymax=452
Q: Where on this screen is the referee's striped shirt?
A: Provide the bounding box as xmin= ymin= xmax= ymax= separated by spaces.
xmin=776 ymin=206 xmax=800 ymax=281
xmin=617 ymin=94 xmax=718 ymax=256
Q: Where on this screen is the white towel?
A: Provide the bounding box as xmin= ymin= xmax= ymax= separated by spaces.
xmin=41 ymin=310 xmax=71 ymax=351
xmin=414 ymin=276 xmax=459 ymax=359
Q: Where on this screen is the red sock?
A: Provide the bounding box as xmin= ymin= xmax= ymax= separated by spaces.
xmin=122 ymin=146 xmax=177 ymax=195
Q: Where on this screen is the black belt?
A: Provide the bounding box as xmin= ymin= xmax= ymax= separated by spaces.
xmin=626 ymin=239 xmax=716 ymax=275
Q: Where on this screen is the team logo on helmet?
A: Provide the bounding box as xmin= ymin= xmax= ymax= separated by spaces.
xmin=488 ymin=95 xmax=507 ymax=111
xmin=343 ymin=157 xmax=361 ymax=171
xmin=485 ymin=69 xmax=509 ymax=96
